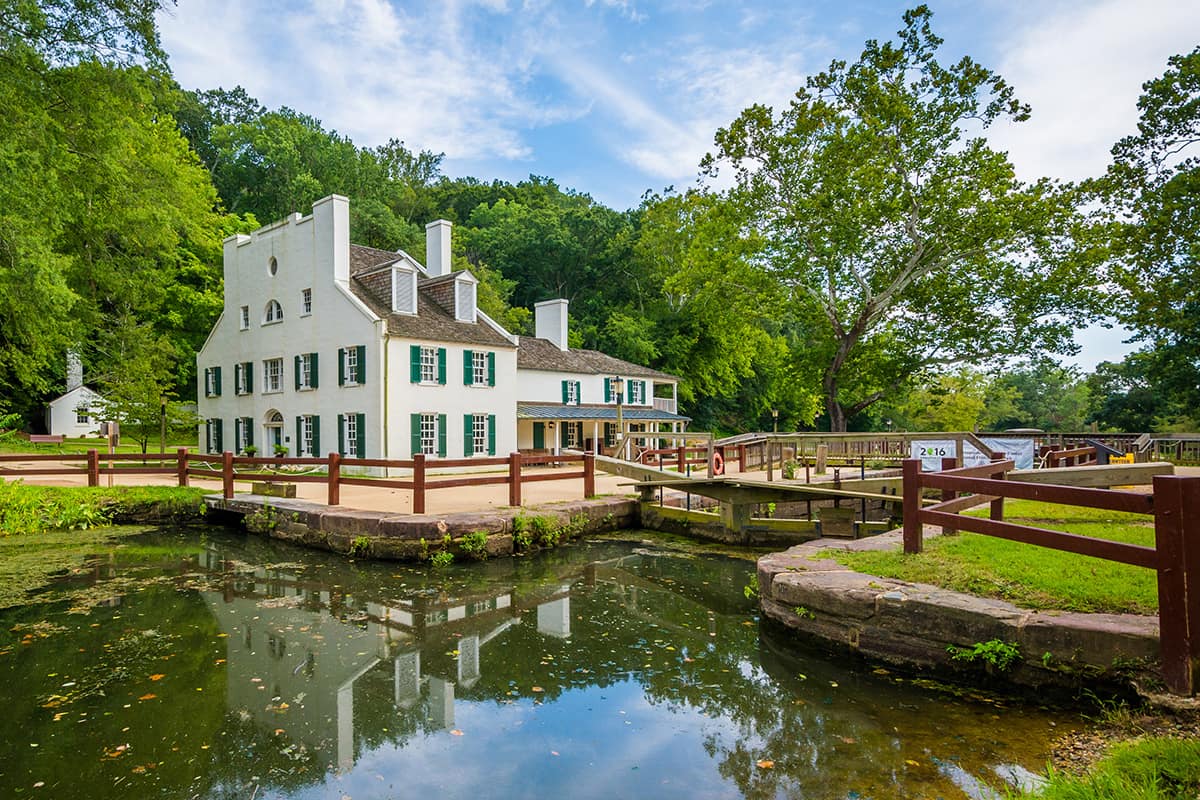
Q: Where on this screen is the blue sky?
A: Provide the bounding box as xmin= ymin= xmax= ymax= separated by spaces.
xmin=157 ymin=0 xmax=1200 ymax=368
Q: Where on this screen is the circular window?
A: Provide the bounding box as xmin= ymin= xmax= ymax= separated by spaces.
xmin=268 ymin=256 xmax=278 ymax=276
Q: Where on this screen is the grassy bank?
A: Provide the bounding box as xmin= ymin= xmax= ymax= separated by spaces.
xmin=1013 ymin=736 xmax=1200 ymax=799
xmin=0 ymin=481 xmax=209 ymax=535
xmin=831 ymin=500 xmax=1157 ymax=614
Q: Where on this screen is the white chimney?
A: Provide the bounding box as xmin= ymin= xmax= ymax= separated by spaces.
xmin=425 ymin=219 xmax=452 ymax=277
xmin=535 ymin=298 xmax=570 ymax=351
xmin=66 ymin=350 xmax=83 ymax=391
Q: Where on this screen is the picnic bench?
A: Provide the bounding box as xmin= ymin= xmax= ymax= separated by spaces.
xmin=28 ymin=434 xmax=65 ymax=444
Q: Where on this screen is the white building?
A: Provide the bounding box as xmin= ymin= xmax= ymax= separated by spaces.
xmin=45 ymin=352 xmax=102 ymax=437
xmin=195 ymin=195 xmax=686 ymax=461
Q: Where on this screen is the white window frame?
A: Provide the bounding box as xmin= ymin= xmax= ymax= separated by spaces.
xmin=472 ymin=413 xmax=488 ymax=456
xmin=76 ymin=410 xmax=89 ymax=424
xmin=239 ymin=305 xmax=250 ymax=330
xmin=264 ymin=358 xmax=283 ymax=393
xmin=301 ymin=415 xmax=314 ymax=456
xmin=420 ymin=346 xmax=437 ymax=384
xmin=345 ymin=347 xmax=360 ymax=385
xmin=206 ymin=419 xmax=219 ymax=452
xmin=300 ymin=353 xmax=313 ymax=390
xmin=301 ymin=288 xmax=312 ymax=316
xmin=264 ymin=300 xmax=283 ymax=325
xmin=630 ymin=380 xmax=644 ymax=404
xmin=472 ymin=351 xmax=487 ymax=386
xmin=345 ymin=413 xmax=358 ymax=457
xmin=565 ymin=380 xmax=578 ymax=405
xmin=420 ymin=413 xmax=438 ymax=455
xmin=565 ymin=421 xmax=580 ymax=449
xmin=236 ymin=362 xmax=250 ymax=395
xmin=239 ymin=417 xmax=252 ymax=453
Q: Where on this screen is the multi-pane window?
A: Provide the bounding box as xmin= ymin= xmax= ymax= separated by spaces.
xmin=345 ymin=347 xmax=360 ymax=385
xmin=420 ymin=413 xmax=438 ymax=455
xmin=301 ymin=415 xmax=314 ymax=456
xmin=472 ymin=351 xmax=487 ymax=385
xmin=301 ymin=288 xmax=312 ymax=315
xmin=345 ymin=413 xmax=358 ymax=457
xmin=204 ymin=366 xmax=221 ymax=398
xmin=630 ymin=380 xmax=645 ymax=404
xmin=264 ymin=358 xmax=283 ymax=393
xmin=238 ymin=417 xmax=253 ymax=453
xmin=300 ymin=353 xmax=314 ymax=389
xmin=565 ymin=380 xmax=579 ymax=404
xmin=235 ymin=362 xmax=252 ymax=395
xmin=239 ymin=305 xmax=250 ymax=330
xmin=565 ymin=422 xmax=581 ymax=448
xmin=264 ymin=299 xmax=283 ymax=324
xmin=76 ymin=410 xmax=89 ymax=424
xmin=420 ymin=346 xmax=437 ymax=383
xmin=472 ymin=414 xmax=488 ymax=456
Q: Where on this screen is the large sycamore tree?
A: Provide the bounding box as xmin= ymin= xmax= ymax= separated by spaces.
xmin=702 ymin=6 xmax=1097 ymax=430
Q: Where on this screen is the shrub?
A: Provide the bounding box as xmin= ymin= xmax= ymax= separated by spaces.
xmin=459 ymin=530 xmax=489 ymax=560
xmin=946 ymin=639 xmax=1021 ymax=672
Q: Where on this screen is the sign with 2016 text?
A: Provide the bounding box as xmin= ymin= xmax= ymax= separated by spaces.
xmin=910 ymin=437 xmax=1035 ymax=471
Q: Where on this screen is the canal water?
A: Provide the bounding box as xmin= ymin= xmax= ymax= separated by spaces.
xmin=0 ymin=528 xmax=1075 ymax=799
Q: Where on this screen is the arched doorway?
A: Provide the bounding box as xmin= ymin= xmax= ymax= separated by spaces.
xmin=264 ymin=410 xmax=284 ymax=454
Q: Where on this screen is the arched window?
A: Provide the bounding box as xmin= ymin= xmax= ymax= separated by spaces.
xmin=268 ymin=256 xmax=278 ymax=276
xmin=264 ymin=300 xmax=283 ymax=324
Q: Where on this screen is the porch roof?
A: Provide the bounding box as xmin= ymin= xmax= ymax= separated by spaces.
xmin=516 ymin=402 xmax=690 ymax=422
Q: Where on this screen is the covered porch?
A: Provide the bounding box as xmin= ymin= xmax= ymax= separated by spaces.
xmin=516 ymin=403 xmax=691 ymax=456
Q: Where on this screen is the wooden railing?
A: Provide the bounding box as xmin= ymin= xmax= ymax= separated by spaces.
xmin=901 ymin=457 xmax=1199 ymax=696
xmin=0 ymin=449 xmax=597 ymax=515
xmin=1044 ymin=445 xmax=1097 ymax=468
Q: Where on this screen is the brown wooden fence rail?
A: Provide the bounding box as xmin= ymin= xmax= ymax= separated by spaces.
xmin=0 ymin=449 xmax=596 ymax=515
xmin=1044 ymin=446 xmax=1097 ymax=468
xmin=901 ymin=457 xmax=1199 ymax=696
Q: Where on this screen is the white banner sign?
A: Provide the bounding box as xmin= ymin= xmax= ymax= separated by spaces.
xmin=910 ymin=437 xmax=1035 ymax=471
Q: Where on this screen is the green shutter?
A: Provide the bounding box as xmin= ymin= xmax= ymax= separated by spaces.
xmin=561 ymin=380 xmax=569 ymax=404
xmin=310 ymin=352 xmax=319 ymax=388
xmin=339 ymin=347 xmax=347 ymax=385
xmin=245 ymin=418 xmax=253 ymax=448
xmin=296 ymin=417 xmax=302 ymax=456
xmin=356 ymin=414 xmax=366 ymax=458
xmin=604 ymin=377 xmax=612 ymax=403
xmin=234 ymin=418 xmax=242 ymax=451
xmin=533 ymin=422 xmax=544 ymax=450
xmin=487 ymin=414 xmax=496 ymax=455
xmin=410 ymin=413 xmax=422 ymax=456
xmin=294 ymin=355 xmax=301 ymax=390
xmin=356 ymin=345 xmax=366 ymax=383
xmin=245 ymin=362 xmax=253 ymax=393
xmin=233 ymin=364 xmax=241 ymax=395
xmin=214 ymin=418 xmax=223 ymax=452
xmin=437 ymin=348 xmax=446 ymax=385
xmin=487 ymin=352 xmax=495 ymax=386
xmin=409 ymin=345 xmax=420 ymax=383
xmin=463 ymin=350 xmax=474 ymax=386
xmin=463 ymin=414 xmax=474 ymax=456
xmin=575 ymin=381 xmax=581 ymax=403
xmin=640 ymin=380 xmax=647 ymax=404
xmin=560 ymin=421 xmax=568 ymax=447
xmin=337 ymin=414 xmax=345 ymax=456
xmin=437 ymin=414 xmax=447 ymax=456
xmin=213 ymin=366 xmax=222 ymax=396
xmin=311 ymin=415 xmax=320 ymax=458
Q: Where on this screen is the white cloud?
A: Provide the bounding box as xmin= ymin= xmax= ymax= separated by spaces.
xmin=987 ymin=0 xmax=1200 ymax=183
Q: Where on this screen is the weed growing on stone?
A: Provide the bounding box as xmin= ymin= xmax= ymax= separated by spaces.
xmin=459 ymin=531 xmax=489 ymax=560
xmin=429 ymin=550 xmax=454 ymax=568
xmin=946 ymin=639 xmax=1021 ymax=672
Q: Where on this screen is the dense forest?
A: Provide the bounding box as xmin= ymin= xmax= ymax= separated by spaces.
xmin=1 ymin=2 xmax=1196 ymax=435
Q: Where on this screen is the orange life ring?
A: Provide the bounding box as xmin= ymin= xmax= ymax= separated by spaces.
xmin=711 ymin=451 xmax=725 ymax=476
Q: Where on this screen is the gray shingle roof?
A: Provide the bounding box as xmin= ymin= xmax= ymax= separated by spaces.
xmin=516 ymin=336 xmax=678 ymax=381
xmin=517 ymin=402 xmax=690 ymax=421
xmin=348 ymin=245 xmax=515 ymax=348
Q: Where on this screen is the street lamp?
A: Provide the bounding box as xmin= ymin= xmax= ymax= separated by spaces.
xmin=160 ymin=394 xmax=167 ymax=455
xmin=611 ymin=376 xmax=625 ymax=458
xmin=771 ymin=408 xmax=779 ymax=434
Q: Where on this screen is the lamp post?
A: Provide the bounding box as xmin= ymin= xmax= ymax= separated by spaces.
xmin=771 ymin=408 xmax=779 ymax=434
xmin=612 ymin=376 xmax=625 ymax=459
xmin=159 ymin=394 xmax=167 ymax=455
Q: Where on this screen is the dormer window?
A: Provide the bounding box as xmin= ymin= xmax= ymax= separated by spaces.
xmin=454 ymin=275 xmax=477 ymax=322
xmin=391 ymin=266 xmax=417 ymax=315
xmin=264 ymin=300 xmax=283 ymax=324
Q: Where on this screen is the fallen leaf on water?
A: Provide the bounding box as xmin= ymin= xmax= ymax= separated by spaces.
xmin=450 ymin=729 xmax=464 ymax=736
xmin=137 ymin=694 xmax=156 ymax=701
xmin=274 ymin=729 xmax=285 ymax=735
xmin=840 ymin=737 xmax=856 ymax=744
xmin=905 ymin=759 xmax=920 ymax=767
xmin=531 ymin=686 xmax=544 ymax=693
xmin=756 ymin=760 xmax=774 ymax=769
xmin=550 ymin=751 xmax=559 ymax=756
xmin=148 ymin=674 xmax=165 ymax=681
xmin=829 ymin=681 xmax=839 ymax=688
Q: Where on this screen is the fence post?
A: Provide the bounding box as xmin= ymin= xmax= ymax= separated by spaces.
xmin=677 ymin=446 xmax=686 ymax=474
xmin=940 ymin=456 xmax=957 ymax=536
xmin=222 ymin=451 xmax=234 ymax=500
xmin=87 ymin=448 xmax=99 ymax=487
xmin=177 ymin=447 xmax=189 ymax=487
xmin=508 ymin=452 xmax=522 ymax=507
xmin=902 ymin=458 xmax=922 ymax=554
xmin=583 ymin=452 xmax=596 ymax=498
xmin=328 ymin=452 xmax=340 ymax=506
xmin=412 ymin=454 xmax=426 ymax=515
xmin=1153 ymin=475 xmax=1199 ymax=696
xmin=990 ymin=452 xmax=1006 ymax=521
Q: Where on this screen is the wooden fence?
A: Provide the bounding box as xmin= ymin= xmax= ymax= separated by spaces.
xmin=901 ymin=457 xmax=1199 ymax=695
xmin=0 ymin=449 xmax=596 ymax=514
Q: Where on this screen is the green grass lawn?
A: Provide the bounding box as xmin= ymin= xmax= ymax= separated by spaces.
xmin=832 ymin=500 xmax=1159 ymax=614
xmin=1011 ymin=737 xmax=1200 ymax=800
xmin=0 ymin=436 xmax=197 ymax=456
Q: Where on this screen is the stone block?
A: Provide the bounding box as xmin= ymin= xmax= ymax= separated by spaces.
xmin=251 ymin=481 xmax=296 ymax=498
xmin=1018 ymin=611 xmax=1158 ymax=667
xmin=771 ymin=570 xmax=890 ymax=620
xmin=874 ymin=586 xmax=1024 ymax=646
xmin=318 ymin=509 xmax=384 ymax=538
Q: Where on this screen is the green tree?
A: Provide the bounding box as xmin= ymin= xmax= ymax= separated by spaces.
xmin=876 ymin=368 xmax=994 ymax=432
xmin=1097 ymin=47 xmax=1200 ymax=414
xmin=986 ymin=360 xmax=1090 ymax=431
xmin=701 ymin=6 xmax=1095 ymax=431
